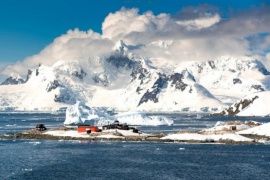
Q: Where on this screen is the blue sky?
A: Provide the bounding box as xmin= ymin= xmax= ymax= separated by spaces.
xmin=0 ymin=0 xmax=267 ymax=63
xmin=0 ymin=0 xmax=270 ymax=78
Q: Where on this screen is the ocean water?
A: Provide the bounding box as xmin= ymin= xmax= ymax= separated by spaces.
xmin=0 ymin=113 xmax=64 ymax=135
xmin=1 ymin=140 xmax=270 ymax=180
xmin=1 ymin=113 xmax=270 ymax=180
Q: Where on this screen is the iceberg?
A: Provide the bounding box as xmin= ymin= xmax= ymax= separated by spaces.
xmin=115 ymin=112 xmax=173 ymax=126
xmin=64 ymin=101 xmax=114 ymax=125
xmin=64 ymin=102 xmax=173 ymax=126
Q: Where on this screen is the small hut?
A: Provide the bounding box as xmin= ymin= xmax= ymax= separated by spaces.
xmin=36 ymin=124 xmax=46 ymax=131
xmin=102 ymin=120 xmax=138 ymax=132
xmin=231 ymin=126 xmax=237 ymax=131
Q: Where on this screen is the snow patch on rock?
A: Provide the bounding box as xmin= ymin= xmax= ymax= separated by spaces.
xmin=215 ymin=91 xmax=270 ymax=116
xmin=162 ymin=133 xmax=253 ymax=142
xmin=238 ymin=122 xmax=270 ymax=137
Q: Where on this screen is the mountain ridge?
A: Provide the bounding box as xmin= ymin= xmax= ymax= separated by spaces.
xmin=0 ymin=41 xmax=269 ymax=113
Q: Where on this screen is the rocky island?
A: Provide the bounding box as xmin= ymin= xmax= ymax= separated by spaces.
xmin=1 ymin=119 xmax=270 ymax=145
xmin=2 ymin=103 xmax=269 ymax=145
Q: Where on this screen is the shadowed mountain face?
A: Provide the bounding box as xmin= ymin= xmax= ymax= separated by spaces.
xmin=138 ymin=74 xmax=168 ymax=106
xmin=106 ymin=54 xmax=136 ymax=69
xmin=137 ymin=72 xmax=195 ymax=106
xmin=169 ymin=73 xmax=188 ymax=91
xmin=1 ymin=76 xmax=25 ymax=85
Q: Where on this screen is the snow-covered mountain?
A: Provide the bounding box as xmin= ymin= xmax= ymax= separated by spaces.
xmin=179 ymin=58 xmax=270 ymax=105
xmin=0 ymin=40 xmax=269 ymax=113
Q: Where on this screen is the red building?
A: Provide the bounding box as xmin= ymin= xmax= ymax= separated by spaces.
xmin=77 ymin=125 xmax=99 ymax=133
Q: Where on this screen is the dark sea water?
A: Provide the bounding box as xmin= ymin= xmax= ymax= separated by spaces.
xmin=1 ymin=113 xmax=270 ymax=180
xmin=1 ymin=140 xmax=270 ymax=180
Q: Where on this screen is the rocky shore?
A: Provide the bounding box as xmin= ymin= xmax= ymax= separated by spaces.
xmin=0 ymin=127 xmax=263 ymax=145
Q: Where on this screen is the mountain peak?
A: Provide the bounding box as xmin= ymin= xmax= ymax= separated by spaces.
xmin=113 ymin=40 xmax=129 ymax=52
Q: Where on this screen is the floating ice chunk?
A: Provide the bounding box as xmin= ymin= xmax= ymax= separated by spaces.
xmin=23 ymin=169 xmax=33 ymax=172
xmin=27 ymin=141 xmax=41 ymax=145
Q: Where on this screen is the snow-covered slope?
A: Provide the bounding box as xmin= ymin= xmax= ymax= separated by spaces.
xmin=0 ymin=66 xmax=69 ymax=111
xmin=181 ymin=58 xmax=270 ymax=105
xmin=238 ymin=122 xmax=270 ymax=137
xmin=214 ymin=91 xmax=270 ymax=116
xmin=0 ymin=41 xmax=269 ymax=113
xmin=161 ymin=133 xmax=253 ymax=142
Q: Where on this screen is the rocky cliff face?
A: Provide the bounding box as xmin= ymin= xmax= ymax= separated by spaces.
xmin=213 ymin=96 xmax=259 ymax=116
xmin=213 ymin=91 xmax=270 ymax=116
xmin=1 ymin=75 xmax=25 ymax=85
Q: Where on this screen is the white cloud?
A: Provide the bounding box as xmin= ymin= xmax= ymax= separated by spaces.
xmin=176 ymin=13 xmax=220 ymax=30
xmin=1 ymin=5 xmax=270 ymax=77
xmin=1 ymin=28 xmax=114 ymax=76
xmin=102 ymin=7 xmax=171 ymax=44
xmin=261 ymin=35 xmax=270 ymax=50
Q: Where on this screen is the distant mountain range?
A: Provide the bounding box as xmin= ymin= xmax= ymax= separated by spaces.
xmin=0 ymin=40 xmax=269 ymax=113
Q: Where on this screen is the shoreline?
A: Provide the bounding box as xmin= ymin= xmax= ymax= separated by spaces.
xmin=0 ymin=128 xmax=264 ymax=145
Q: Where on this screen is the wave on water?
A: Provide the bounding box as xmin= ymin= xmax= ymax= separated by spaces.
xmin=5 ymin=124 xmax=17 ymax=127
xmin=22 ymin=168 xmax=33 ymax=172
xmin=26 ymin=141 xmax=41 ymax=145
